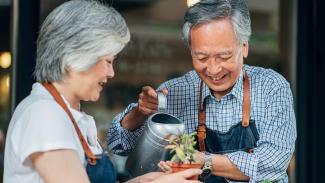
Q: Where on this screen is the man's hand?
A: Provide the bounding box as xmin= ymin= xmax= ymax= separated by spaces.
xmin=193 ymin=150 xmax=205 ymax=166
xmin=158 ymin=151 xmax=204 ymax=174
xmin=120 ymin=86 xmax=168 ymax=131
xmin=137 ymin=86 xmax=168 ymax=116
xmin=157 ymin=161 xmax=173 ymax=173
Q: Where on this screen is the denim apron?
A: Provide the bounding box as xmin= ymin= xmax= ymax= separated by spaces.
xmin=43 ymin=83 xmax=116 ymax=183
xmin=196 ymin=71 xmax=259 ymax=183
xmin=86 ymin=153 xmax=116 ymax=183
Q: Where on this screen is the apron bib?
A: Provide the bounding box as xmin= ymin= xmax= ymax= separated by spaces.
xmin=86 ymin=153 xmax=116 ymax=183
xmin=196 ymin=71 xmax=259 ymax=183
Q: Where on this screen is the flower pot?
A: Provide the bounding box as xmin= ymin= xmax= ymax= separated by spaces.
xmin=170 ymin=163 xmax=202 ymax=180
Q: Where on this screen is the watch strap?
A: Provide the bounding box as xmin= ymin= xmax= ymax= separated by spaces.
xmin=200 ymin=152 xmax=212 ymax=179
xmin=203 ymin=152 xmax=212 ymax=170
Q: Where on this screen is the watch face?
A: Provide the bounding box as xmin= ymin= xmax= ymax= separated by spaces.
xmin=200 ymin=168 xmax=212 ymax=178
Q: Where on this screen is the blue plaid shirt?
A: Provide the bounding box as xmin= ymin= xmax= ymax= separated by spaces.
xmin=108 ymin=65 xmax=296 ymax=183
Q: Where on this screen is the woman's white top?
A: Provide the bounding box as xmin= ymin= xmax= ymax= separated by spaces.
xmin=3 ymin=83 xmax=103 ymax=183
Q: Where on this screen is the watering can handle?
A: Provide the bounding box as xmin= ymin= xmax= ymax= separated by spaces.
xmin=157 ymin=91 xmax=167 ymax=113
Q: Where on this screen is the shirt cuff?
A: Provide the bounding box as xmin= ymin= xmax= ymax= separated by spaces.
xmin=108 ymin=103 xmax=145 ymax=155
xmin=226 ymin=151 xmax=259 ymax=183
xmin=116 ymin=115 xmax=145 ymax=152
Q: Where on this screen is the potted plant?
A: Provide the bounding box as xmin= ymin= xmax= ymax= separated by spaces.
xmin=164 ymin=131 xmax=202 ymax=180
xmin=262 ymin=180 xmax=272 ymax=183
xmin=165 ymin=133 xmax=274 ymax=182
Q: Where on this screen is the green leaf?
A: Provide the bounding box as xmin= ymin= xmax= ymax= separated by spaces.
xmin=175 ymin=147 xmax=186 ymax=161
xmin=171 ymin=156 xmax=177 ymax=162
xmin=165 ymin=144 xmax=176 ymax=149
xmin=166 ymin=131 xmax=198 ymax=163
xmin=261 ymin=179 xmax=272 ymax=183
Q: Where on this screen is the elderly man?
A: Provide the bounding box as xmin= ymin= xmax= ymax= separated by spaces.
xmin=108 ymin=0 xmax=296 ymax=182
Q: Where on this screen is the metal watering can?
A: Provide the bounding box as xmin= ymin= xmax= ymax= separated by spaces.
xmin=125 ymin=92 xmax=185 ymax=178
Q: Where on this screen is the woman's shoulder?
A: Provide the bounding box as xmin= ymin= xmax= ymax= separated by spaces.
xmin=16 ymin=94 xmax=63 ymax=116
xmin=10 ymin=96 xmax=71 ymax=137
xmin=6 ymin=96 xmax=79 ymax=168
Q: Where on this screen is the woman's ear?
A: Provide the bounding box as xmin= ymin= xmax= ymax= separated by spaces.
xmin=242 ymin=42 xmax=249 ymax=58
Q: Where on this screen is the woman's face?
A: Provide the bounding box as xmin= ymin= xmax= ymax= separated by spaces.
xmin=67 ymin=55 xmax=115 ymax=102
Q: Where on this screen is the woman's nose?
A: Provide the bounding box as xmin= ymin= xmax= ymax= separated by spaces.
xmin=107 ymin=66 xmax=115 ymax=78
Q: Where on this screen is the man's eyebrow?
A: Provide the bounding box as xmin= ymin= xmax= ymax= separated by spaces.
xmin=219 ymin=50 xmax=233 ymax=55
xmin=191 ymin=51 xmax=209 ymax=56
xmin=192 ymin=49 xmax=234 ymax=56
xmin=218 ymin=48 xmax=234 ymax=55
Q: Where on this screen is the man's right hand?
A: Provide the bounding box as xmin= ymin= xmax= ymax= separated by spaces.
xmin=137 ymin=86 xmax=168 ymax=116
xmin=120 ymin=86 xmax=168 ymax=131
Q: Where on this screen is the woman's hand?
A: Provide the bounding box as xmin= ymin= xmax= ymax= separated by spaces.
xmin=150 ymin=169 xmax=202 ymax=183
xmin=127 ymin=169 xmax=203 ymax=183
xmin=126 ymin=172 xmax=164 ymax=183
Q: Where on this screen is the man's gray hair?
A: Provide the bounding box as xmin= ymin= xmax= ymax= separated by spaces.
xmin=182 ymin=0 xmax=251 ymax=48
xmin=34 ymin=0 xmax=130 ymax=82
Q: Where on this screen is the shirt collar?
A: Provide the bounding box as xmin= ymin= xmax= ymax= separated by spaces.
xmin=62 ymin=96 xmax=84 ymax=123
xmin=201 ymin=69 xmax=244 ymax=104
xmin=201 ymin=81 xmax=212 ymax=101
xmin=229 ymin=69 xmax=244 ymax=104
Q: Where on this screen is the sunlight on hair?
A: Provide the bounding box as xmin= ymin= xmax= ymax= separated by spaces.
xmin=187 ymin=0 xmax=200 ymax=7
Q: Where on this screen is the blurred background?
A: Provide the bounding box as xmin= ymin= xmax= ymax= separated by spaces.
xmin=0 ymin=0 xmax=324 ymax=182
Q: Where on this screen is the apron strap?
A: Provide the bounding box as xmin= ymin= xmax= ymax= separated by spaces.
xmin=42 ymin=82 xmax=97 ymax=165
xmin=242 ymin=71 xmax=250 ymax=127
xmin=198 ymin=80 xmax=206 ymax=151
xmin=197 ymin=70 xmax=251 ymax=151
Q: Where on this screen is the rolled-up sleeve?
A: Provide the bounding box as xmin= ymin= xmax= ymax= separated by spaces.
xmin=107 ymin=82 xmax=171 ymax=155
xmin=107 ymin=103 xmax=145 ymax=155
xmin=226 ymin=83 xmax=296 ymax=182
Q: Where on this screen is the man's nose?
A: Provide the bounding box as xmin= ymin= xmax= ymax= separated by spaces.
xmin=206 ymin=58 xmax=222 ymax=75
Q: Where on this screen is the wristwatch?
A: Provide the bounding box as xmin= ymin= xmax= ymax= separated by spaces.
xmin=200 ymin=152 xmax=212 ymax=179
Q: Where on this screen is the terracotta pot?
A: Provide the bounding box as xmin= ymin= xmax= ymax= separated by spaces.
xmin=170 ymin=163 xmax=202 ymax=180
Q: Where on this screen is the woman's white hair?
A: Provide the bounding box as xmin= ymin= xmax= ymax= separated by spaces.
xmin=34 ymin=0 xmax=130 ymax=82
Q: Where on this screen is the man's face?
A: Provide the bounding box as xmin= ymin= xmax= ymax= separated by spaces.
xmin=190 ymin=19 xmax=249 ymax=99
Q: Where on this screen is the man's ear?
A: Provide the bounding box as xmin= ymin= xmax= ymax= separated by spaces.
xmin=242 ymin=42 xmax=249 ymax=58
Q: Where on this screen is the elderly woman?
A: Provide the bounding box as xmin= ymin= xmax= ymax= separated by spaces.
xmin=3 ymin=1 xmax=202 ymax=183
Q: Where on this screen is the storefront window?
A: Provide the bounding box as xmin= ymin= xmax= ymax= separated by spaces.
xmin=1 ymin=0 xmax=296 ymax=182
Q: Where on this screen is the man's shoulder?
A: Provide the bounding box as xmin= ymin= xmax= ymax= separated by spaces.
xmin=246 ymin=65 xmax=290 ymax=88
